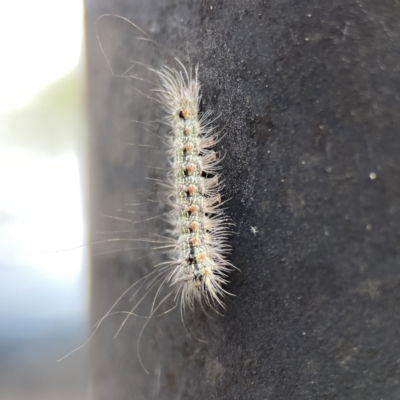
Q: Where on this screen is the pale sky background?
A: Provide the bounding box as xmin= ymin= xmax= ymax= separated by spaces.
xmin=0 ymin=0 xmax=85 ymax=286
xmin=0 ymin=1 xmax=87 ymax=398
xmin=0 ymin=0 xmax=83 ymax=112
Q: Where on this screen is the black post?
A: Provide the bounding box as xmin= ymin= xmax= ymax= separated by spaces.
xmin=86 ymin=0 xmax=400 ymax=398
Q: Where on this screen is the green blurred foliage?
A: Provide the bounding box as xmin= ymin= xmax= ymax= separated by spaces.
xmin=0 ymin=67 xmax=85 ymax=156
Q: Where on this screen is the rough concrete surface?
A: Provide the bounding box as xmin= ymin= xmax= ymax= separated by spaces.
xmin=86 ymin=0 xmax=400 ymax=398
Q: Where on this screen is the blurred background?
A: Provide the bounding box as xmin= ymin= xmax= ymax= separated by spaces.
xmin=0 ymin=0 xmax=88 ymax=399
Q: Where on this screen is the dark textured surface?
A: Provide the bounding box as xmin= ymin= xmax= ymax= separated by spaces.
xmin=86 ymin=0 xmax=400 ymax=398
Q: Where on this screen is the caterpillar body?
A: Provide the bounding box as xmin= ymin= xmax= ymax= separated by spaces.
xmin=154 ymin=64 xmax=233 ymax=311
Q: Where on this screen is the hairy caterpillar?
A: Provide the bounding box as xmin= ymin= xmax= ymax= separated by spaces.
xmin=66 ymin=15 xmax=236 ymax=373
xmin=153 ymin=63 xmax=234 ymax=309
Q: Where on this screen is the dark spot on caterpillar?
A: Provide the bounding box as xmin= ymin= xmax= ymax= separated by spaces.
xmin=179 ymin=109 xmax=190 ymax=119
